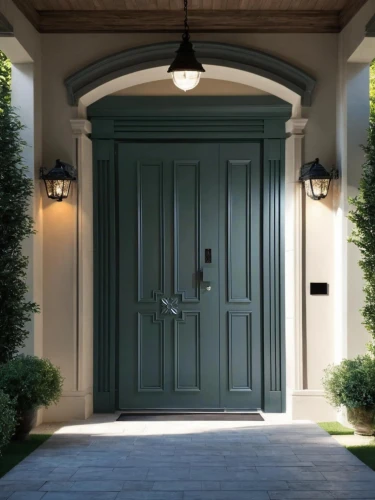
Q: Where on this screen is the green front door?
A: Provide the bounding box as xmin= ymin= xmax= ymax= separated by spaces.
xmin=118 ymin=142 xmax=262 ymax=409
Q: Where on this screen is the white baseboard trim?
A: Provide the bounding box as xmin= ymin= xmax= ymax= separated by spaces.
xmin=288 ymin=389 xmax=337 ymax=421
xmin=42 ymin=391 xmax=93 ymax=422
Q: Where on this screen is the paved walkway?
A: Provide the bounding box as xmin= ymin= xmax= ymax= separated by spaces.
xmin=1 ymin=414 xmax=375 ymax=499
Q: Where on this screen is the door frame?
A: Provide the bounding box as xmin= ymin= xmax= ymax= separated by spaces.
xmin=89 ymin=95 xmax=290 ymax=413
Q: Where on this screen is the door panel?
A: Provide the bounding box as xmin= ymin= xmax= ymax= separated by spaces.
xmin=137 ymin=160 xmax=164 ymax=302
xmin=118 ymin=143 xmax=220 ymax=409
xmin=175 ymin=313 xmax=200 ymax=391
xmin=174 ymin=160 xmax=200 ymax=301
xmin=227 ymin=160 xmax=251 ymax=302
xmin=219 ymin=143 xmax=262 ymax=409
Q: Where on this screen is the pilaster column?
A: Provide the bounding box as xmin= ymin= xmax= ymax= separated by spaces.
xmin=285 ymin=118 xmax=308 ymax=398
xmin=71 ymin=119 xmax=93 ymax=416
xmin=285 ymin=118 xmax=337 ymax=421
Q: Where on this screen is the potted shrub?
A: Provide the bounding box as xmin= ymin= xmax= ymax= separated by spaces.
xmin=0 ymin=390 xmax=16 ymax=454
xmin=323 ymin=354 xmax=375 ymax=435
xmin=0 ymin=355 xmax=63 ymax=440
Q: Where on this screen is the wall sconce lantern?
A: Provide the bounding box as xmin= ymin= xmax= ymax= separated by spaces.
xmin=167 ymin=0 xmax=205 ymax=92
xmin=40 ymin=160 xmax=77 ymax=202
xmin=299 ymin=158 xmax=338 ymax=201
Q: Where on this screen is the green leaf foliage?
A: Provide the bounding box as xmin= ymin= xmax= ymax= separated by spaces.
xmin=0 ymin=51 xmax=39 ymax=363
xmin=348 ymin=119 xmax=375 ymax=352
xmin=0 ymin=390 xmax=16 ymax=456
xmin=323 ymin=355 xmax=375 ymax=408
xmin=0 ymin=355 xmax=63 ymax=415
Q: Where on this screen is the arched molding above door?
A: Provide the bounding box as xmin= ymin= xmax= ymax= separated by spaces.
xmin=65 ymin=41 xmax=316 ymax=109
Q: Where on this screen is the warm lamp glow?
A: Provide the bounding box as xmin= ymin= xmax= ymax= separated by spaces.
xmin=304 ymin=178 xmax=331 ymax=201
xmin=172 ymin=71 xmax=201 ymax=92
xmin=44 ymin=179 xmax=70 ymax=200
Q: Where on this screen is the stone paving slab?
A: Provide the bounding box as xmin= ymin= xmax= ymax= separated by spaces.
xmin=1 ymin=415 xmax=375 ymax=499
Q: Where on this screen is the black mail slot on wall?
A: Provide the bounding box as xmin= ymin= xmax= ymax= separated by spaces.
xmin=310 ymin=283 xmax=329 ymax=295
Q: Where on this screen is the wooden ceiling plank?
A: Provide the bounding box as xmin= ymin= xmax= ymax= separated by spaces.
xmin=238 ymin=0 xmax=250 ymax=8
xmin=340 ymin=0 xmax=368 ymax=28
xmin=156 ymin=0 xmax=172 ymax=9
xmin=74 ymin=0 xmax=90 ymax=9
xmin=13 ymin=0 xmax=41 ymax=28
xmin=169 ymin=0 xmax=183 ymax=10
xmin=91 ymin=0 xmax=104 ymax=9
xmin=279 ymin=0 xmax=293 ymax=9
xmin=211 ymin=0 xmax=222 ymax=9
xmin=33 ymin=0 xmax=51 ymax=9
xmin=99 ymin=0 xmax=118 ymax=9
xmin=38 ymin=9 xmax=340 ymax=33
xmin=190 ymin=0 xmax=201 ymax=9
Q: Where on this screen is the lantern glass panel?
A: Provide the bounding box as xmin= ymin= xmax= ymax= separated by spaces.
xmin=44 ymin=179 xmax=71 ymax=200
xmin=172 ymin=70 xmax=201 ymax=92
xmin=305 ymin=178 xmax=331 ymax=200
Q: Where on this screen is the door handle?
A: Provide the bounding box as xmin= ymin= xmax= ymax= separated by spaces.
xmin=200 ymin=266 xmax=215 ymax=291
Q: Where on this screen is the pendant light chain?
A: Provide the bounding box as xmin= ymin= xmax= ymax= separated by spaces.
xmin=183 ymin=0 xmax=190 ymax=41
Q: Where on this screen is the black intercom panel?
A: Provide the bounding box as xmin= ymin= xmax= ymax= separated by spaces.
xmin=310 ymin=283 xmax=329 ymax=295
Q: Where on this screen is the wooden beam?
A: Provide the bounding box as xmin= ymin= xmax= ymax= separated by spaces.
xmin=38 ymin=10 xmax=340 ymax=33
xmin=12 ymin=0 xmax=41 ymax=30
xmin=339 ymin=0 xmax=368 ymax=29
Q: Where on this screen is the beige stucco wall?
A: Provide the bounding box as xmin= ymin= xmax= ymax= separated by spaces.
xmin=112 ymin=78 xmax=269 ymax=96
xmin=38 ymin=31 xmax=338 ymax=417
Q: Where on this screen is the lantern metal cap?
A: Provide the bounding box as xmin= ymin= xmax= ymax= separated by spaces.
xmin=167 ymin=36 xmax=205 ymax=74
xmin=40 ymin=159 xmax=77 ymax=181
xmin=299 ymin=158 xmax=337 ymax=181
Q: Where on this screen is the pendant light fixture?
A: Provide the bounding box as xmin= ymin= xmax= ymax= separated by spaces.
xmin=168 ymin=0 xmax=205 ymax=92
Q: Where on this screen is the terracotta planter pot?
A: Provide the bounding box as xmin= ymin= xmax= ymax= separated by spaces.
xmin=347 ymin=406 xmax=375 ymax=436
xmin=13 ymin=409 xmax=37 ymax=441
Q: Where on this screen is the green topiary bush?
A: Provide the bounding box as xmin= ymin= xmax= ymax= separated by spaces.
xmin=348 ymin=120 xmax=375 ymax=353
xmin=0 ymin=390 xmax=16 ymax=455
xmin=0 ymin=355 xmax=63 ymax=415
xmin=323 ymin=354 xmax=375 ymax=409
xmin=0 ymin=51 xmax=39 ymax=363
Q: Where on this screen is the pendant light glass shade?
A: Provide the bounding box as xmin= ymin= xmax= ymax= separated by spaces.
xmin=168 ymin=0 xmax=205 ymax=92
xmin=172 ymin=70 xmax=201 ymax=92
xmin=304 ymin=178 xmax=331 ymax=200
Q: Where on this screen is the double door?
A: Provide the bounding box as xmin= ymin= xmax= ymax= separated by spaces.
xmin=118 ymin=142 xmax=262 ymax=409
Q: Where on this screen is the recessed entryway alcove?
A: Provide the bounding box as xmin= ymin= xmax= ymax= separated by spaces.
xmin=65 ymin=41 xmax=315 ymax=419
